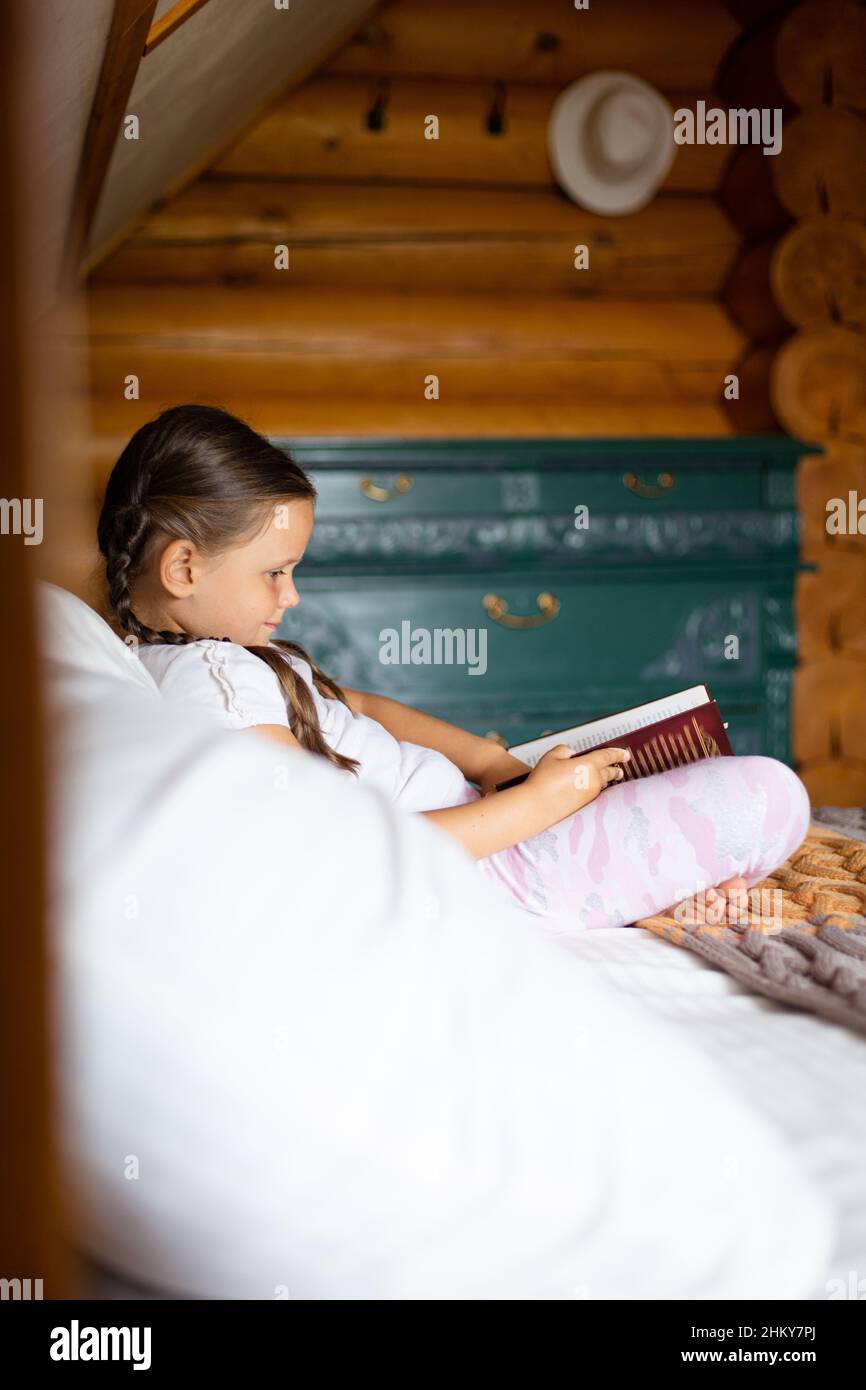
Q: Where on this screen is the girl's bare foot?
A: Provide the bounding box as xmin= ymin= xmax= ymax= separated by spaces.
xmin=667 ymin=875 xmax=749 ymax=926
xmin=707 ymin=875 xmax=749 ymax=923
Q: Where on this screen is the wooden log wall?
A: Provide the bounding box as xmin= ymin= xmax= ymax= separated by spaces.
xmin=84 ymin=0 xmax=864 ymax=801
xmin=86 ymin=0 xmax=744 ymax=479
xmin=779 ymin=2 xmax=866 ymax=807
xmin=718 ymin=0 xmax=866 ymax=804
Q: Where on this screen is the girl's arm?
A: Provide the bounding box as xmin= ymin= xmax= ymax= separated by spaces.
xmin=251 ymin=710 xmax=556 ymax=858
xmin=425 ymin=745 xmax=631 ymax=860
xmin=422 ymin=782 xmax=553 ymax=860
xmin=341 ymin=687 xmax=528 ymax=788
xmin=251 ymin=709 xmax=630 ymax=861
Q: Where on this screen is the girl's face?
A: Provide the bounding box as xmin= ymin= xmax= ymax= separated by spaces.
xmin=153 ymin=499 xmax=315 ymax=646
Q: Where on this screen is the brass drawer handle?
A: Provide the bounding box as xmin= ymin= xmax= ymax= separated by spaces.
xmin=623 ymin=470 xmax=676 ymax=498
xmin=485 ymin=727 xmax=553 ymax=746
xmin=485 ymin=728 xmax=552 ymax=747
xmin=359 ymin=472 xmax=413 ymax=502
xmin=484 ymin=730 xmax=508 ymax=748
xmin=482 ymin=591 xmax=561 ymax=629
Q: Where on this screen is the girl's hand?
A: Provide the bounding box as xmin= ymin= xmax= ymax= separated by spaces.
xmin=526 ymin=744 xmax=631 ymax=821
xmin=424 ymin=744 xmax=631 ymax=860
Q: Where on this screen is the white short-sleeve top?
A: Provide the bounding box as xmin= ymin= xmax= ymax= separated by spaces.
xmin=137 ymin=638 xmax=468 ymax=813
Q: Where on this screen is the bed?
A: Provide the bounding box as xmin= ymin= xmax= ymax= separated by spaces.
xmin=80 ymin=914 xmax=866 ymax=1302
xmin=41 ymin=582 xmax=864 ymax=1301
xmin=563 ymin=919 xmax=866 ymax=1300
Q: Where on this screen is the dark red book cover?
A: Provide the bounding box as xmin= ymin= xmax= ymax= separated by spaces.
xmin=495 ymin=700 xmax=733 ymax=792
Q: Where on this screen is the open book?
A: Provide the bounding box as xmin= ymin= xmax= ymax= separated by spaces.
xmin=495 ymin=684 xmax=733 ymax=791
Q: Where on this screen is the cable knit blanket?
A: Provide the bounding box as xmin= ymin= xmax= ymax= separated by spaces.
xmin=634 ymin=819 xmax=866 ymax=1037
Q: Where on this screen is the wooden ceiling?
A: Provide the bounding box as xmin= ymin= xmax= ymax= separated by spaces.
xmin=26 ymin=0 xmax=377 ymax=305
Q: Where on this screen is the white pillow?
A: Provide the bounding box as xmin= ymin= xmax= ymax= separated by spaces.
xmin=50 ymin=681 xmax=835 ymax=1299
xmin=38 ymin=582 xmax=161 ymax=703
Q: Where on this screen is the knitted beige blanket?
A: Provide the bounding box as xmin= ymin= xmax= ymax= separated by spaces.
xmin=634 ymin=825 xmax=866 ymax=1037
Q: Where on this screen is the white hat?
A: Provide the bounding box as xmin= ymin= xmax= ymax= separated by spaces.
xmin=547 ymin=71 xmax=676 ymax=216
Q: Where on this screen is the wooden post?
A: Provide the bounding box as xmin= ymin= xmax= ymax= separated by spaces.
xmin=772 ymin=326 xmax=866 ymax=443
xmin=719 ymin=143 xmax=792 ymax=240
xmin=0 ymin=0 xmax=72 ymax=1298
xmin=794 ymin=657 xmax=866 ymax=805
xmin=715 ymin=0 xmax=866 ymax=800
xmin=777 ymin=0 xmax=866 ymax=112
xmin=723 ymin=238 xmax=793 ymax=339
xmin=773 ymin=107 xmax=866 ymax=219
xmin=721 ymin=0 xmax=793 ymax=24
xmin=715 ymin=12 xmax=797 ymax=118
xmin=771 ymin=214 xmax=866 ymax=329
xmin=722 ymin=343 xmax=785 ymax=431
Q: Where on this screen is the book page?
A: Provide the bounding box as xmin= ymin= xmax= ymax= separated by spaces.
xmin=509 ymin=685 xmax=710 ymax=767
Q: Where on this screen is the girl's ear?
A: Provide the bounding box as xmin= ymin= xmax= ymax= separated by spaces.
xmin=159 ymin=538 xmax=198 ymax=597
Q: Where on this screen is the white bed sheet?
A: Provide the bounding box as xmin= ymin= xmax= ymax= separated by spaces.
xmin=561 ymin=926 xmax=866 ymax=1300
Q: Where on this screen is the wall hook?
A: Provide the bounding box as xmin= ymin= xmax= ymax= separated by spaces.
xmin=822 ymin=63 xmax=834 ymax=107
xmin=365 ymin=79 xmax=390 ymax=132
xmin=486 ymin=82 xmax=507 ymax=135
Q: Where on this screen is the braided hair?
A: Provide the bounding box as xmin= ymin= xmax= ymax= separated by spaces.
xmin=97 ymin=404 xmax=359 ymax=775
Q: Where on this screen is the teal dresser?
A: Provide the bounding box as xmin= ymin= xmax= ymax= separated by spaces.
xmin=272 ymin=439 xmax=810 ymax=764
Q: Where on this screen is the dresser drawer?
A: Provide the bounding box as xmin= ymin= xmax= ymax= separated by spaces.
xmin=288 ymin=571 xmax=791 ymax=706
xmin=273 ymin=437 xmax=804 ymax=768
xmin=306 ymin=464 xmax=764 ymax=522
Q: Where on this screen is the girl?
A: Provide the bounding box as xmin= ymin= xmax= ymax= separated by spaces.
xmin=97 ymin=404 xmax=811 ymax=933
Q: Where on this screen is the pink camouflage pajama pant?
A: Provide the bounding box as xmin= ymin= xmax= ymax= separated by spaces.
xmin=461 ymin=755 xmax=812 ymax=933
